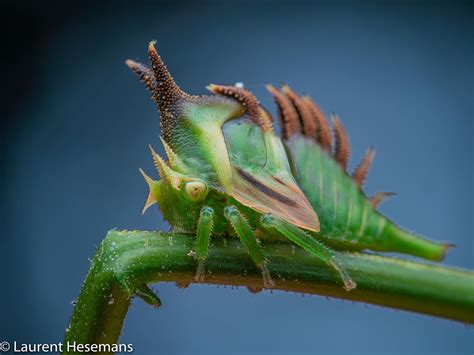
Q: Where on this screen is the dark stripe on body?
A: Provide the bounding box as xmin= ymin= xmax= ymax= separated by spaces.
xmin=236 ymin=168 xmax=297 ymax=206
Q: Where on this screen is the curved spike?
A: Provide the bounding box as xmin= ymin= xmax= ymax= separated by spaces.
xmin=125 ymin=59 xmax=155 ymax=92
xmin=148 ymin=145 xmax=173 ymax=183
xmin=149 ymin=145 xmax=167 ymax=179
xmin=331 ymin=115 xmax=350 ymax=170
xmin=149 ymin=145 xmax=183 ymax=190
xmin=127 ymin=42 xmax=198 ymax=144
xmin=207 ymin=84 xmax=271 ymax=131
xmin=370 ymin=192 xmax=396 ymax=209
xmin=303 ymin=96 xmax=333 ymax=152
xmin=281 ymin=85 xmax=317 ymax=138
xmin=259 ymin=106 xmax=274 ymax=132
xmin=266 ymin=84 xmax=301 ymax=139
xmin=139 ymin=168 xmax=157 ymax=214
xmin=147 ymin=41 xmax=193 ymax=142
xmin=352 ymin=147 xmax=375 ymax=187
xmin=141 ymin=193 xmax=157 ymax=215
xmin=139 ymin=168 xmax=155 ymax=187
xmin=159 ymin=136 xmax=180 ymax=169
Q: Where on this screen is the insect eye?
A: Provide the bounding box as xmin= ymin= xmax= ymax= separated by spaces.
xmin=184 ymin=181 xmax=208 ymax=202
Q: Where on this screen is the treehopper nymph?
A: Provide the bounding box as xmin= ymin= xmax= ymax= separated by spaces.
xmin=126 ymin=41 xmax=451 ymax=291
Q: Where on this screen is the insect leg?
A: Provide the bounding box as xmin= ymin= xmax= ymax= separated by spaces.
xmin=224 ymin=206 xmax=275 ymax=288
xmin=260 ymin=214 xmax=356 ymax=291
xmin=194 ymin=206 xmax=214 ymax=282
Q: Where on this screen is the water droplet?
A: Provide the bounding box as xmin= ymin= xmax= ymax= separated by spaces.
xmin=176 ymin=281 xmax=190 ymax=289
xmin=247 ymin=286 xmax=263 ymax=294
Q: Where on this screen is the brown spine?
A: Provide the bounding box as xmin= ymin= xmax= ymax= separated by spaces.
xmin=303 ymin=96 xmax=333 ymax=152
xmin=370 ymin=192 xmax=396 ymax=208
xmin=266 ymin=84 xmax=301 ymax=138
xmin=331 ymin=115 xmax=350 ymax=170
xmin=125 ymin=60 xmax=155 ymax=92
xmin=352 ymin=147 xmax=375 ymax=187
xmin=282 ymin=85 xmax=317 ymax=138
xmin=208 ymin=84 xmax=271 ymax=131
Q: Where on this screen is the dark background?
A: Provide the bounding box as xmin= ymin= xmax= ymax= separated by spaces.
xmin=1 ymin=1 xmax=473 ymax=354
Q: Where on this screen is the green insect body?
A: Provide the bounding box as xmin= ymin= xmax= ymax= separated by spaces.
xmin=126 ymin=41 xmax=450 ymax=291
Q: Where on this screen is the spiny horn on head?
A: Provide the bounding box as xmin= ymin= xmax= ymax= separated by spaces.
xmin=147 ymin=41 xmax=191 ymax=113
xmin=126 ymin=41 xmax=194 ymax=142
xmin=125 ymin=60 xmax=156 ymax=92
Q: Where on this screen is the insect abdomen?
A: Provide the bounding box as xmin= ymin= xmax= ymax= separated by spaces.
xmin=286 ymin=135 xmax=448 ymax=261
xmin=286 ymin=136 xmax=369 ymax=238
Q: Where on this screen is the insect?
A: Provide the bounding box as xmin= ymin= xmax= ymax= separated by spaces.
xmin=126 ymin=41 xmax=450 ymax=291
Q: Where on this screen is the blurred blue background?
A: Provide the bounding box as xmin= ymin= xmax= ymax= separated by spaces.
xmin=1 ymin=1 xmax=473 ymax=354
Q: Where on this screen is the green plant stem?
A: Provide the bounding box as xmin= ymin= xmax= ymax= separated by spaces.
xmin=64 ymin=230 xmax=474 ymax=354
